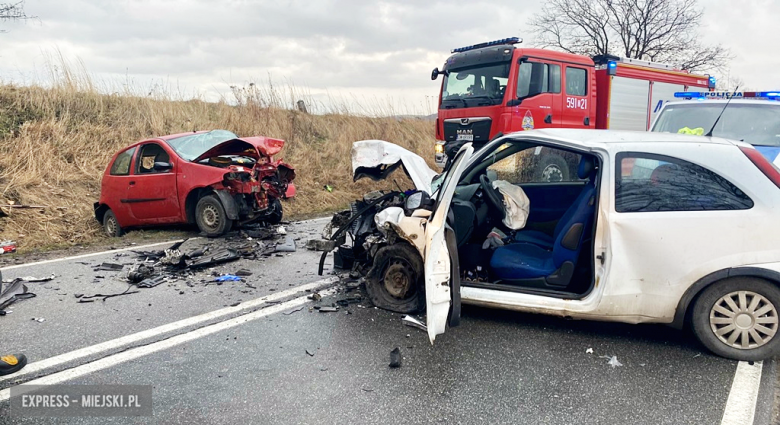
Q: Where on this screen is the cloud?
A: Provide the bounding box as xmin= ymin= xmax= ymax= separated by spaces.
xmin=3 ymin=0 xmax=773 ymax=114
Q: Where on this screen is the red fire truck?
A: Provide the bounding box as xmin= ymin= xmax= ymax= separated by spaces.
xmin=432 ymin=37 xmax=714 ymax=171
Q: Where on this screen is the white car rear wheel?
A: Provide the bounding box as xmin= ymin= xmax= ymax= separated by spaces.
xmin=691 ymin=277 xmax=780 ymax=360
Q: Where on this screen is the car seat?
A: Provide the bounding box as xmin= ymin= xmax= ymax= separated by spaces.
xmin=489 ymin=156 xmax=597 ymax=287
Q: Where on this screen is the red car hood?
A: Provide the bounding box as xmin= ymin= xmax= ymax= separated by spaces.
xmin=192 ymin=137 xmax=286 ymax=162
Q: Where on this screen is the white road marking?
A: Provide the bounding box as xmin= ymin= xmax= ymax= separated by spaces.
xmin=0 ymin=277 xmax=339 ymax=384
xmin=720 ymin=360 xmax=763 ymax=425
xmin=0 ymin=240 xmax=186 ymax=271
xmin=0 ymin=286 xmax=338 ymax=401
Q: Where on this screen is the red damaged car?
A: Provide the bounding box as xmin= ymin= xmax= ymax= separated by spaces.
xmin=94 ymin=130 xmax=296 ymax=237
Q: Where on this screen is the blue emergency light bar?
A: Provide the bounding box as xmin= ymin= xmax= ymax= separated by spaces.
xmin=674 ymin=91 xmax=780 ymax=100
xmin=451 ymin=37 xmax=522 ymax=53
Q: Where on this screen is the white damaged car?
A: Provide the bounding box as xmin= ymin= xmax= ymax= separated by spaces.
xmin=321 ymin=129 xmax=780 ymax=361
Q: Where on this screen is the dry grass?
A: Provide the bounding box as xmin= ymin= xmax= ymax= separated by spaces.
xmin=0 ymin=76 xmax=435 ymax=251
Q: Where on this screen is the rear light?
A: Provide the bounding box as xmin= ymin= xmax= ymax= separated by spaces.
xmin=740 ymin=146 xmax=780 ymax=188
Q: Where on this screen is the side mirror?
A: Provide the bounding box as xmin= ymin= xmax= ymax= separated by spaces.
xmin=153 ymin=161 xmax=172 ymax=172
xmin=405 ymin=191 xmax=433 ymax=211
xmin=431 ymin=67 xmax=449 ymax=81
xmin=526 ymin=62 xmax=546 ymax=98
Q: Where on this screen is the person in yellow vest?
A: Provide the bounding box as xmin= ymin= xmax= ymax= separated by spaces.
xmin=0 ymin=353 xmax=26 ymax=376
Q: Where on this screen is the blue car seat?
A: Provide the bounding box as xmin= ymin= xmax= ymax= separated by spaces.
xmin=490 ymin=156 xmax=597 ymax=286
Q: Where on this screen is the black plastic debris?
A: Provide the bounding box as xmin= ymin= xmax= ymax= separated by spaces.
xmin=96 ymin=262 xmax=124 ymax=271
xmin=159 ymin=249 xmax=185 ymax=267
xmin=318 ymin=306 xmax=339 ymax=313
xmin=135 ymin=276 xmax=166 ymax=288
xmin=187 ymin=249 xmax=240 ymax=269
xmin=235 ymin=269 xmax=253 ymax=277
xmin=79 ymin=287 xmax=139 ymax=302
xmin=389 ymin=347 xmax=402 ymax=368
xmin=305 ymin=349 xmax=315 ymax=357
xmin=0 ymin=279 xmax=36 ymax=310
xmin=127 ymin=264 xmax=155 ymax=283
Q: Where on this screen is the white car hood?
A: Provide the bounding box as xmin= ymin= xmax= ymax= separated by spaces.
xmin=351 ymin=140 xmax=438 ymax=194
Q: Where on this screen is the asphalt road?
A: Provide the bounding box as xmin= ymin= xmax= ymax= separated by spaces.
xmin=0 ymin=217 xmax=775 ymax=424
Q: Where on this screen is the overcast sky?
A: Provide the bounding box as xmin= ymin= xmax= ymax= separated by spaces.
xmin=1 ymin=0 xmax=778 ymax=115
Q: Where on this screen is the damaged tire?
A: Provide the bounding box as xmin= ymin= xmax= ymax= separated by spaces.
xmin=195 ymin=194 xmax=232 ymax=237
xmin=365 ymin=243 xmax=424 ymax=314
xmin=102 ymin=209 xmax=122 ymax=237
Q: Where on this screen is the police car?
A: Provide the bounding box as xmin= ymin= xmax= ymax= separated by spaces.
xmin=651 ymin=91 xmax=780 ymax=165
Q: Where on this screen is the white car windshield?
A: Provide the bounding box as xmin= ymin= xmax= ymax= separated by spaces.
xmin=652 ymin=103 xmax=780 ymax=146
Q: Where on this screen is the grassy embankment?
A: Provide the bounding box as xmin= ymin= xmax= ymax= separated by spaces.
xmin=0 ymin=79 xmax=435 ymax=251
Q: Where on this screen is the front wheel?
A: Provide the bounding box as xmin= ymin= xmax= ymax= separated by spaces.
xmin=691 ymin=277 xmax=780 ymax=361
xmin=102 ymin=209 xmax=122 ymax=237
xmin=195 ymin=194 xmax=232 ymax=237
xmin=364 ymin=243 xmax=424 ymax=314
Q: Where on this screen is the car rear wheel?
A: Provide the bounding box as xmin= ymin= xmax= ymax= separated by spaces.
xmin=195 ymin=194 xmax=232 ymax=237
xmin=691 ymin=277 xmax=780 ymax=361
xmin=102 ymin=210 xmax=122 ymax=237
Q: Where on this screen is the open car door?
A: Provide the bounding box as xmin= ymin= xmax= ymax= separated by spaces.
xmin=425 ymin=144 xmax=474 ymax=343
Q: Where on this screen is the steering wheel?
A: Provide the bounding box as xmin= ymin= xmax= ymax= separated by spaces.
xmin=479 ymin=174 xmax=505 ymax=219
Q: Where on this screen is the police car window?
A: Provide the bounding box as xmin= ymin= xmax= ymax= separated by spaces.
xmin=110 ymin=147 xmax=136 ymax=176
xmin=487 ymin=145 xmax=583 ymax=184
xmin=615 ymin=152 xmax=753 ymax=212
xmin=565 ymin=67 xmax=587 ymax=96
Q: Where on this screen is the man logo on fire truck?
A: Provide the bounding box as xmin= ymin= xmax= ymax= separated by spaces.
xmin=432 ymin=37 xmax=714 ymax=176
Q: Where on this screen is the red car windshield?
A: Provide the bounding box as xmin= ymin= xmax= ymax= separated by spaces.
xmin=165 ymin=130 xmax=239 ymax=161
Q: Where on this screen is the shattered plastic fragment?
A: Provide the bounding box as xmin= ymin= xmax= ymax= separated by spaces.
xmin=235 ymin=269 xmax=253 ymax=277
xmin=600 ymin=355 xmax=623 ymax=368
xmin=318 ymin=306 xmax=339 ymax=313
xmin=274 ymin=236 xmax=296 ymax=253
xmin=96 ymin=263 xmax=124 ymax=271
xmin=214 ymin=275 xmax=241 ymax=282
xmin=586 ymin=348 xmax=594 ymax=354
xmin=0 ymin=280 xmax=36 ymax=310
xmin=31 ymin=317 xmax=45 ymax=323
xmin=17 ymin=275 xmax=55 ymax=283
xmin=277 ymin=226 xmax=287 ymax=235
xmin=136 ymin=276 xmax=166 ymax=288
xmin=401 ymin=315 xmax=427 ymax=332
xmin=0 ymin=240 xmax=17 ymax=254
xmin=389 ymin=347 xmax=402 ymax=368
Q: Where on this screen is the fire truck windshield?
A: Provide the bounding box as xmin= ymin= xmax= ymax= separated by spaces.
xmin=652 ymin=103 xmax=780 ymax=147
xmin=440 ymin=62 xmax=510 ymax=109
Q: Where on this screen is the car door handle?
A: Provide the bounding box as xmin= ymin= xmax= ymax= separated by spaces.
xmin=544 ymin=114 xmax=552 ymax=124
xmin=129 ymin=181 xmax=136 ymax=185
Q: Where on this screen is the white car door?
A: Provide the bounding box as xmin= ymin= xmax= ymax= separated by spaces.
xmin=424 ymin=144 xmax=474 ymax=343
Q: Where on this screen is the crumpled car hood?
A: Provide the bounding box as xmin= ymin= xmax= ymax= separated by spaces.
xmin=352 ymin=140 xmax=438 ymax=194
xmin=193 ymin=137 xmax=286 ymax=162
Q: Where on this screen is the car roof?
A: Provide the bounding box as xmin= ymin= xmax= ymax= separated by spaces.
xmin=504 ymin=128 xmax=742 ymax=148
xmin=663 ymin=99 xmax=780 ymax=106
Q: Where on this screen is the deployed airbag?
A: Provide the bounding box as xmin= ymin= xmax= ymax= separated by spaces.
xmin=492 ymin=180 xmax=530 ymax=230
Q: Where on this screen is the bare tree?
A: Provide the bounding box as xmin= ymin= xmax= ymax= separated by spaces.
xmin=1 ymin=1 xmax=34 ymax=32
xmin=531 ymin=0 xmax=730 ymax=73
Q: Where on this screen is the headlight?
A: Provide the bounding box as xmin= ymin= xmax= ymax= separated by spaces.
xmin=435 ymin=142 xmax=445 ymax=154
xmin=405 ymin=192 xmax=424 ymax=210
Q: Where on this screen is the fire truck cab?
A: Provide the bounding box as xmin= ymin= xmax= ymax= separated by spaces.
xmin=432 ymin=37 xmax=713 ymax=172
